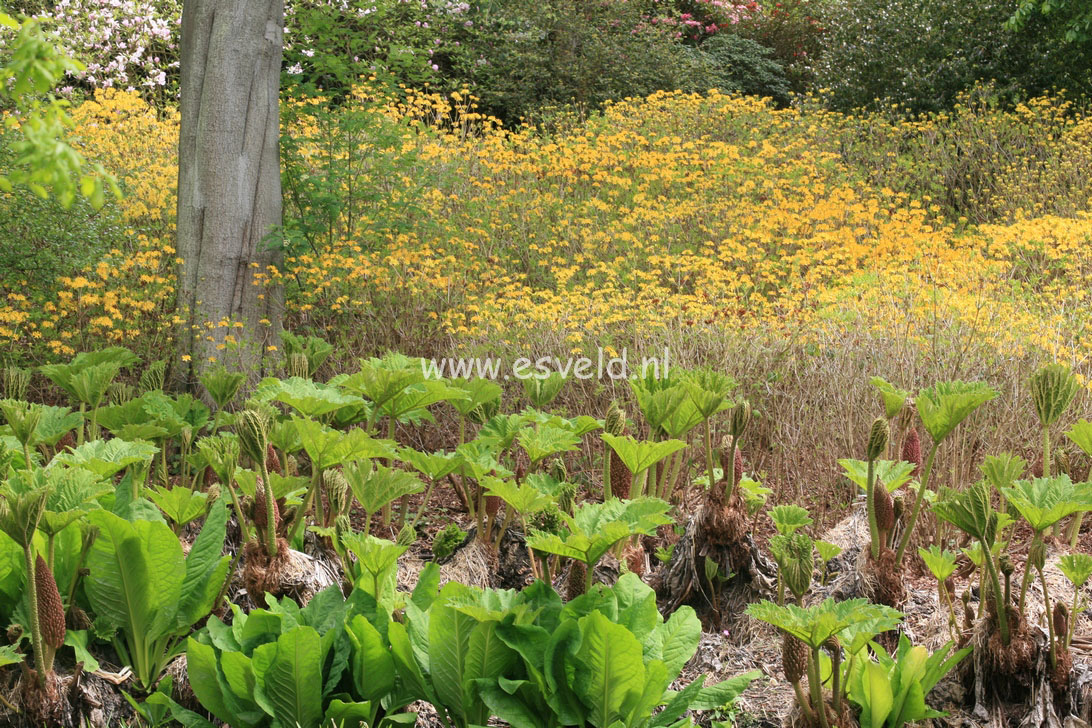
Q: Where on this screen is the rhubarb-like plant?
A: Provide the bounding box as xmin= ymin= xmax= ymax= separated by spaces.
xmin=1058 ymin=553 xmax=1092 ymax=650
xmin=1030 ymin=363 xmax=1078 ymax=480
xmin=1001 ymin=474 xmax=1092 ymax=666
xmin=601 ymin=434 xmax=687 ymax=500
xmin=342 ymin=460 xmax=424 ymax=535
xmin=527 ymin=497 xmax=671 ymax=589
xmin=895 ymin=381 xmax=997 ymax=564
xmin=522 ymin=371 xmax=567 ymax=409
xmin=39 ymin=347 xmax=138 ymax=444
xmin=236 ymin=407 xmax=278 ymax=557
xmin=815 ymin=540 xmax=843 ymax=586
xmin=1064 ymin=420 xmax=1092 ymax=545
xmin=399 ymin=448 xmax=465 ymax=531
xmin=747 ymin=598 xmax=902 ymax=728
xmin=871 ymin=377 xmax=910 ymax=421
xmin=199 ymin=365 xmax=245 ymax=426
xmin=0 ymin=483 xmax=52 ymax=686
xmin=932 ymin=481 xmax=1011 ymax=644
xmin=918 ymin=546 xmax=959 ymax=640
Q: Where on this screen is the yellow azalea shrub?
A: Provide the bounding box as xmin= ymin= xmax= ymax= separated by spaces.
xmin=0 ymin=90 xmax=177 ymax=357
xmin=1 ymin=87 xmax=1091 ymax=383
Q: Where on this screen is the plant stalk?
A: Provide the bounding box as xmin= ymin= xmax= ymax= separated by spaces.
xmin=830 ymin=648 xmax=843 ymax=714
xmin=1038 ymin=565 xmax=1057 ymax=669
xmin=1068 ymin=586 xmax=1079 ymax=649
xmin=983 ymin=548 xmax=1010 ymax=645
xmin=410 ymin=477 xmax=439 ymax=532
xmin=866 ymin=457 xmax=879 ymax=560
xmin=23 ymin=546 xmax=48 ymax=685
xmin=725 ymin=435 xmax=739 ymax=502
xmin=895 ymin=443 xmax=938 ymax=564
xmin=259 ymin=460 xmax=276 ymax=558
xmin=808 ymin=648 xmax=831 ymax=728
xmin=703 ymin=419 xmax=715 ymax=497
xmin=603 ymin=441 xmax=612 ymax=500
xmin=792 ymin=681 xmax=816 ymax=725
xmin=1018 ymin=532 xmax=1040 ymax=614
xmin=290 ymin=467 xmax=323 ymax=546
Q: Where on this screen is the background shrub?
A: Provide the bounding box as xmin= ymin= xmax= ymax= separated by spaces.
xmin=282 ymin=0 xmax=441 ymax=97
xmin=433 ymin=0 xmax=709 ymax=125
xmin=729 ymin=0 xmax=826 ymax=92
xmin=830 ymin=88 xmax=1092 ymax=223
xmin=11 ymin=0 xmax=181 ymax=105
xmin=817 ymin=0 xmax=1092 ymax=113
xmin=695 ymin=32 xmax=792 ymax=105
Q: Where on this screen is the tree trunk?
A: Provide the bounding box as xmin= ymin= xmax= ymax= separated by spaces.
xmin=174 ymin=0 xmax=284 ymax=391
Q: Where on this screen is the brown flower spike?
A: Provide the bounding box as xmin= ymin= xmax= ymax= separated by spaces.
xmin=36 ymin=555 xmax=65 ymax=650
xmin=902 ymin=428 xmax=922 ymax=477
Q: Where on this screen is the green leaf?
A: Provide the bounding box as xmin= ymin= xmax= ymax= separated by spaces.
xmin=980 ymin=453 xmax=1027 ymax=493
xmin=399 ymin=448 xmax=465 ymax=481
xmin=294 ymin=417 xmax=396 ymax=470
xmin=815 ymin=540 xmax=843 ymax=563
xmin=33 ymin=405 xmax=83 ymax=446
xmin=656 ymin=607 xmax=701 ymax=677
xmin=185 ymin=638 xmax=251 ymax=728
xmin=682 ymin=368 xmax=736 ymax=420
xmin=687 ymin=670 xmax=761 ymax=711
xmin=768 ymin=504 xmax=812 ymax=535
xmin=745 ymin=598 xmax=902 ymax=650
xmin=915 ymin=381 xmax=997 ymax=444
xmin=54 ymin=438 xmax=158 ymax=478
xmin=1030 ymin=363 xmax=1079 ymax=428
xmin=1059 ymin=553 xmax=1092 ymax=588
xmin=932 ymin=481 xmax=997 ymax=544
xmin=871 ymin=377 xmax=909 ymax=419
xmin=147 ymin=485 xmax=208 ymax=530
xmin=428 ymin=583 xmax=477 ymax=723
xmin=253 ymin=626 xmax=325 ymax=728
xmin=64 ymin=629 xmax=100 ymax=672
xmin=601 ymin=434 xmax=688 ymax=477
xmin=630 ymin=380 xmax=689 ymax=437
xmin=341 ymin=534 xmax=407 ymax=605
xmin=476 ymin=413 xmax=529 ymax=452
xmin=343 ymin=461 xmax=424 ymax=519
xmin=382 ymin=380 xmax=469 ymax=421
xmin=858 ymin=661 xmax=893 ymax=728
xmin=518 ymin=424 xmax=582 ymax=467
xmin=1002 ymin=475 xmax=1092 ymax=533
xmin=572 ymin=610 xmax=646 ymax=728
xmin=1066 ymin=420 xmax=1092 ymax=458
xmin=346 ymin=614 xmax=396 ymax=702
xmin=522 ymin=372 xmax=567 ymax=409
xmin=178 ymin=499 xmax=230 ymax=626
xmin=447 ymin=378 xmax=503 ymax=418
xmin=85 ymin=510 xmax=185 ymax=689
xmin=838 ymin=459 xmax=916 ymax=492
xmin=917 ymin=546 xmax=957 ymax=582
xmin=200 ymin=366 xmax=246 ymax=410
xmin=477 ymin=679 xmax=547 ymax=728
xmin=483 ymin=476 xmax=554 ymax=516
xmin=262 ymin=376 xmax=362 ymax=418
xmin=0 ymin=643 xmax=23 ymax=669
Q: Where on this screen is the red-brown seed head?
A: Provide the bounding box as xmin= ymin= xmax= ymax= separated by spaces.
xmin=35 ymin=554 xmax=65 ymax=650
xmin=902 ymin=428 xmax=922 ymax=477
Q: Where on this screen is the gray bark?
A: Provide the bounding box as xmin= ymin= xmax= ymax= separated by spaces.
xmin=175 ymin=0 xmax=285 ymax=390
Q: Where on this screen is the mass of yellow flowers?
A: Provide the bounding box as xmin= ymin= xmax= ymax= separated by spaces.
xmin=1 ymin=87 xmax=1090 ymax=378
